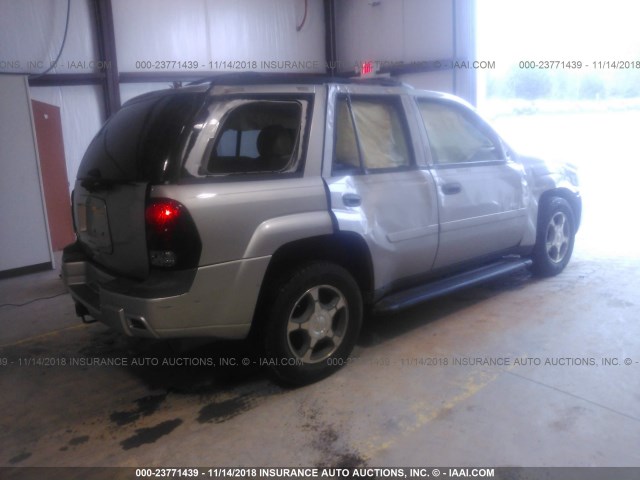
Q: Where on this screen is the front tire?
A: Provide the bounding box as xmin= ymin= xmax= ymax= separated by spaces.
xmin=263 ymin=262 xmax=363 ymax=386
xmin=531 ymin=196 xmax=576 ymax=277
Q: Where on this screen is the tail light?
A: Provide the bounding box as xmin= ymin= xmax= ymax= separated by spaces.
xmin=145 ymin=198 xmax=201 ymax=269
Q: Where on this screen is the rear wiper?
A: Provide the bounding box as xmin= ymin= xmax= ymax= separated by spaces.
xmin=80 ymin=171 xmax=137 ymax=192
xmin=80 ymin=169 xmax=117 ymax=192
xmin=81 ymin=177 xmax=117 ymax=192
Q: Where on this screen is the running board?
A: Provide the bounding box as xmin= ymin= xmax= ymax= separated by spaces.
xmin=373 ymin=258 xmax=532 ymax=314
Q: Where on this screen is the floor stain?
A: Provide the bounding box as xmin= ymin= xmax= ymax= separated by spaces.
xmin=68 ymin=435 xmax=90 ymax=446
xmin=314 ymin=425 xmax=367 ymax=469
xmin=550 ymin=405 xmax=587 ymax=432
xmin=299 ymin=402 xmax=367 ymax=469
xmin=334 ymin=451 xmax=368 ymax=469
xmin=9 ymin=452 xmax=32 ymax=464
xmin=197 ymin=395 xmax=252 ymax=424
xmin=78 ymin=330 xmax=122 ymax=357
xmin=110 ymin=393 xmax=168 ymax=426
xmin=120 ymin=418 xmax=183 ymax=450
xmin=432 ymin=405 xmax=454 ymax=421
xmin=194 ymin=383 xmax=281 ymax=424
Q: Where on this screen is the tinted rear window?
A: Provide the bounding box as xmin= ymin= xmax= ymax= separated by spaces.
xmin=78 ymin=91 xmax=204 ymax=183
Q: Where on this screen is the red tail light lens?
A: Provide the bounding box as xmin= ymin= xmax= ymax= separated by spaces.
xmin=145 ymin=201 xmax=181 ymax=233
xmin=145 ymin=199 xmax=201 ymax=269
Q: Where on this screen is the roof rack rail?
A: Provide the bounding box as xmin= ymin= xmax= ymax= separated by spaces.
xmin=187 ymin=71 xmax=407 ymax=88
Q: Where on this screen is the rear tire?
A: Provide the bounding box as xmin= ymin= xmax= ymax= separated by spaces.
xmin=531 ymin=197 xmax=575 ymax=277
xmin=262 ymin=262 xmax=363 ymax=386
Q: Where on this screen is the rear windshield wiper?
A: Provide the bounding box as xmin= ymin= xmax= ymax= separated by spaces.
xmin=80 ymin=169 xmax=124 ymax=192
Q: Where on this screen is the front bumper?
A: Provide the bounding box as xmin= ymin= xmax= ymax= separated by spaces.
xmin=61 ymin=243 xmax=269 ymax=339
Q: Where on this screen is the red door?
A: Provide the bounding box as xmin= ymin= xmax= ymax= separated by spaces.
xmin=31 ymin=100 xmax=75 ymax=251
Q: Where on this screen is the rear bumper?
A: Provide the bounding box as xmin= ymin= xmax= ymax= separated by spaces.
xmin=61 ymin=243 xmax=269 ymax=339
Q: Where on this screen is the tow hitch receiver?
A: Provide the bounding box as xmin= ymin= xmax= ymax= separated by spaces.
xmin=75 ymin=302 xmax=96 ymax=324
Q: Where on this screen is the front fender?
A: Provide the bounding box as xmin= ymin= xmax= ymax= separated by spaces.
xmin=519 ymin=154 xmax=580 ymax=199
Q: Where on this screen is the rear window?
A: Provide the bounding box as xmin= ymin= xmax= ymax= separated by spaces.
xmin=206 ymin=101 xmax=302 ymax=175
xmin=180 ymin=95 xmax=312 ymax=179
xmin=78 ymin=91 xmax=204 ymax=183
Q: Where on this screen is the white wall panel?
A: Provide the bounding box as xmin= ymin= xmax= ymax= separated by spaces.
xmin=335 ymin=1 xmax=403 ymax=71
xmin=29 ymin=86 xmax=104 ymax=193
xmin=0 ymin=75 xmax=52 ymax=272
xmin=206 ymin=0 xmax=325 ymax=72
xmin=113 ymin=0 xmax=325 ymax=73
xmin=0 ymin=0 xmax=99 ymax=74
xmin=336 ymin=0 xmax=476 ymax=104
xmin=335 ymin=0 xmax=453 ymax=71
xmin=403 ymin=0 xmax=453 ymax=60
xmin=399 ymin=71 xmax=454 ymax=93
xmin=112 ymin=0 xmax=210 ymax=71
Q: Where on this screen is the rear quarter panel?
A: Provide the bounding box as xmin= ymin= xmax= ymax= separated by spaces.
xmin=152 ymin=178 xmax=333 ymax=266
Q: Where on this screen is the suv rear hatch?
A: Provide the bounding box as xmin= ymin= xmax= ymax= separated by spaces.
xmin=73 ymin=88 xmax=206 ymax=279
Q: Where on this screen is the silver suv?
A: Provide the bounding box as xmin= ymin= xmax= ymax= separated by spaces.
xmin=62 ymin=74 xmax=581 ymax=385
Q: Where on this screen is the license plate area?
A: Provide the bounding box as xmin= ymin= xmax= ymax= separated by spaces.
xmin=79 ymin=196 xmax=113 ymax=253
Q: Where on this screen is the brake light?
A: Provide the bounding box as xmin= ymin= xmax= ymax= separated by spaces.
xmin=145 ymin=201 xmax=180 ymax=233
xmin=145 ymin=199 xmax=201 ymax=269
xmin=361 ymin=61 xmax=374 ymax=76
xmin=358 ymin=60 xmax=378 ymax=77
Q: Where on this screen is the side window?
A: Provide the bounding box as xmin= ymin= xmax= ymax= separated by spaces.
xmin=206 ymin=101 xmax=302 ymax=175
xmin=333 ymin=95 xmax=412 ymax=174
xmin=334 ymin=99 xmax=360 ymax=171
xmin=216 ymin=129 xmax=259 ymax=158
xmin=417 ymin=101 xmax=502 ymax=165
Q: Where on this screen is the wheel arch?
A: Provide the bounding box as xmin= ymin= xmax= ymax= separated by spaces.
xmin=250 ymin=232 xmax=374 ymax=334
xmin=539 ymin=188 xmax=582 ymax=232
xmin=266 ymin=232 xmax=374 ymax=297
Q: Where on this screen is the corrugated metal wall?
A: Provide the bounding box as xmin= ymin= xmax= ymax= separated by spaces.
xmin=334 ymin=0 xmax=476 ymax=101
xmin=0 ymin=0 xmax=327 ymax=191
xmin=1 ymin=0 xmax=103 ymax=191
xmin=112 ymin=0 xmax=325 ymax=74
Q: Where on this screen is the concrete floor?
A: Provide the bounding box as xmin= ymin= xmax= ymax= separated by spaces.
xmin=1 ymin=111 xmax=640 ymax=469
xmin=1 ymin=241 xmax=639 ymax=468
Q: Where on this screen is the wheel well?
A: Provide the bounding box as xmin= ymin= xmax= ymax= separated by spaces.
xmin=248 ymin=233 xmax=373 ymax=338
xmin=539 ymin=188 xmax=582 ymax=231
xmin=267 ymin=233 xmax=373 ymax=295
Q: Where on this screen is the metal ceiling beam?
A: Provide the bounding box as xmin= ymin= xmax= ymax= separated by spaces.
xmin=94 ymin=0 xmax=120 ymax=117
xmin=323 ymin=0 xmax=337 ymax=76
xmin=119 ymin=71 xmax=208 ymax=84
xmin=28 ymin=73 xmax=104 ymax=87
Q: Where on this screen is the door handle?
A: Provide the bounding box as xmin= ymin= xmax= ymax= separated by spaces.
xmin=441 ymin=182 xmax=462 ymax=195
xmin=342 ymin=193 xmax=362 ymax=207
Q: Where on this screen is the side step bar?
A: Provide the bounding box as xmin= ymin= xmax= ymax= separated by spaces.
xmin=374 ymin=258 xmax=532 ymax=314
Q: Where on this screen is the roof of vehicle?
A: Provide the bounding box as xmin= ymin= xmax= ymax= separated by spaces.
xmin=188 ymin=71 xmax=409 ymax=88
xmin=122 ymin=72 xmax=471 ymax=110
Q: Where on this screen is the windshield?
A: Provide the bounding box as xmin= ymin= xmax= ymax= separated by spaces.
xmin=78 ymin=91 xmax=205 ymax=183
